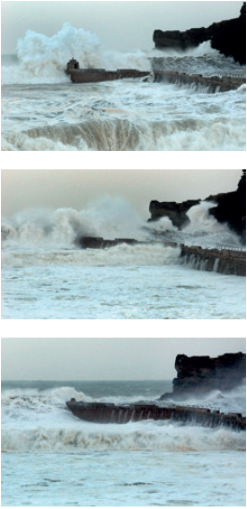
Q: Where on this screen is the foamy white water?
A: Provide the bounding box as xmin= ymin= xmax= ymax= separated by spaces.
xmin=2 ymin=380 xmax=246 ymax=506
xmin=2 ymin=200 xmax=245 ymax=319
xmin=1 ymin=24 xmax=246 ymax=150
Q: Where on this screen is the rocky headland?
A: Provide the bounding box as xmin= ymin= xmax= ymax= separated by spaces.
xmin=153 ymin=3 xmax=246 ymax=64
xmin=160 ymin=352 xmax=246 ymax=400
xmin=149 ymin=170 xmax=246 ymax=244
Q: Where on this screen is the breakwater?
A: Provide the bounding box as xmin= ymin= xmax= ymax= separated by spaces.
xmin=153 ymin=71 xmax=245 ymax=92
xmin=66 ymin=400 xmax=246 ymax=430
xmin=180 ymin=245 xmax=246 ymax=276
xmin=74 ymin=236 xmax=246 ymax=276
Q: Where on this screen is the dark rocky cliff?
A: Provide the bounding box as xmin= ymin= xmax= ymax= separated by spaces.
xmin=160 ymin=352 xmax=246 ymax=399
xmin=153 ymin=3 xmax=246 ymax=64
xmin=149 ymin=170 xmax=246 ymax=243
xmin=206 ymin=170 xmax=246 ymax=243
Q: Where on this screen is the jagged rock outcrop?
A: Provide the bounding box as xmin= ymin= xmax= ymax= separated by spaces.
xmin=160 ymin=352 xmax=246 ymax=399
xmin=148 ymin=199 xmax=200 ymax=228
xmin=153 ymin=2 xmax=246 ymax=64
xmin=149 ymin=170 xmax=246 ymax=243
xmin=66 ymin=399 xmax=246 ymax=430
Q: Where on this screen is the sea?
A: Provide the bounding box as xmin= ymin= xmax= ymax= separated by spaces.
xmin=1 ymin=199 xmax=246 ymax=319
xmin=1 ymin=23 xmax=246 ymax=151
xmin=1 ymin=379 xmax=246 ymax=506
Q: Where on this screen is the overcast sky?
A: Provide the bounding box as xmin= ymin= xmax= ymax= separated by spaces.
xmin=2 ymin=337 xmax=245 ymax=381
xmin=1 ymin=170 xmax=242 ymax=219
xmin=1 ymin=1 xmax=243 ymax=54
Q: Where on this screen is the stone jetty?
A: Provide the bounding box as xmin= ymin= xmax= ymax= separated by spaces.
xmin=153 ymin=72 xmax=245 ymax=93
xmin=66 ymin=399 xmax=246 ymax=431
xmin=75 ymin=236 xmax=142 ymax=249
xmin=66 ymin=59 xmax=245 ymax=92
xmin=74 ymin=236 xmax=246 ymax=276
xmin=180 ymin=244 xmax=246 ymax=276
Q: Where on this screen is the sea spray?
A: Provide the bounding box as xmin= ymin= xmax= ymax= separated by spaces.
xmin=2 ymin=198 xmax=242 ymax=252
xmin=2 ymin=23 xmax=151 ymax=86
xmin=2 ymin=198 xmax=245 ymax=318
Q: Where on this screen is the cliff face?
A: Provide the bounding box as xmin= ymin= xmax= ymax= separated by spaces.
xmin=206 ymin=170 xmax=246 ymax=243
xmin=153 ymin=3 xmax=246 ymax=64
xmin=149 ymin=170 xmax=246 ymax=243
xmin=160 ymin=352 xmax=246 ymax=399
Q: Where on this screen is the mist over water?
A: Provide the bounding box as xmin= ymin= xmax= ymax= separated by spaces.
xmin=2 ymin=24 xmax=246 ymax=151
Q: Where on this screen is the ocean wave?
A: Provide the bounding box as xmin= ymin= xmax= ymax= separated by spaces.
xmin=2 ymin=421 xmax=245 ymax=453
xmin=2 ymin=23 xmax=151 ymax=86
xmin=2 ymin=112 xmax=245 ymax=151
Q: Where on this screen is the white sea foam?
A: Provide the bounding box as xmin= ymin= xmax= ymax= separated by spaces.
xmin=2 ymin=421 xmax=245 ymax=453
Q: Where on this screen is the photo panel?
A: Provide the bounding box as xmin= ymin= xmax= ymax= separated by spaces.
xmin=1 ymin=169 xmax=246 ymax=320
xmin=1 ymin=1 xmax=246 ymax=151
xmin=1 ymin=336 xmax=246 ymax=506
xmin=1 ymin=1 xmax=246 ymax=506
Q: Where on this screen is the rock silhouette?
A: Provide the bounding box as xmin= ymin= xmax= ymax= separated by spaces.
xmin=160 ymin=352 xmax=246 ymax=399
xmin=149 ymin=170 xmax=246 ymax=243
xmin=153 ymin=3 xmax=246 ymax=64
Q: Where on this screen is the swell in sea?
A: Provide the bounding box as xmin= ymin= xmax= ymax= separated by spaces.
xmin=1 ymin=23 xmax=246 ymax=150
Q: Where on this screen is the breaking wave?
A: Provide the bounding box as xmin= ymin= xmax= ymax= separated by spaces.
xmin=2 ymin=423 xmax=245 ymax=454
xmin=2 ymin=23 xmax=151 ymax=85
xmin=2 ymin=384 xmax=245 ymax=453
xmin=2 ymin=113 xmax=245 ymax=151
